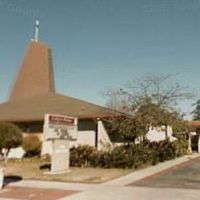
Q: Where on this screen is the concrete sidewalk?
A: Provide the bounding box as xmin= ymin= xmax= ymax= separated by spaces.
xmin=9 ymin=180 xmax=96 ymax=191
xmin=2 ymin=153 xmax=200 ymax=200
xmin=61 ymin=185 xmax=200 ymax=200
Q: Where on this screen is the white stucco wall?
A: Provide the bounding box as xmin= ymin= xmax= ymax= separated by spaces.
xmin=97 ymin=120 xmax=112 ymax=150
xmin=76 ymin=130 xmax=95 ymax=146
xmin=8 ymin=147 xmax=24 ymax=158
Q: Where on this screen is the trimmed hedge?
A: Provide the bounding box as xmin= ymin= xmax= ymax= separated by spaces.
xmin=70 ymin=139 xmax=188 ymax=169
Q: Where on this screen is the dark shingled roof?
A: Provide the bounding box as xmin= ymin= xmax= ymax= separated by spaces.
xmin=0 ymin=41 xmax=121 ymax=122
xmin=0 ymin=92 xmax=120 ymax=122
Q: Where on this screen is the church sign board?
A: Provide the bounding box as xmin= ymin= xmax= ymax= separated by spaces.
xmin=43 ymin=114 xmax=77 ymax=174
xmin=44 ymin=114 xmax=77 ymax=140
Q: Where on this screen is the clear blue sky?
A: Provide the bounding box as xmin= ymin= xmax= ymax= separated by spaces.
xmin=0 ymin=0 xmax=200 ymax=118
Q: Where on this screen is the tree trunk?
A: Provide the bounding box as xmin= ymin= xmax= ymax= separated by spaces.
xmin=165 ymin=124 xmax=168 ymax=139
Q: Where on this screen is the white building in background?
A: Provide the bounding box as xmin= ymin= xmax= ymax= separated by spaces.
xmin=146 ymin=126 xmax=177 ymax=142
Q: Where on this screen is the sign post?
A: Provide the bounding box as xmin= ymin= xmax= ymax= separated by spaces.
xmin=43 ymin=114 xmax=77 ymax=174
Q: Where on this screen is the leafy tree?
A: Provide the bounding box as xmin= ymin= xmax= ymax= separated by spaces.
xmin=0 ymin=122 xmax=23 ymax=162
xmin=104 ymin=98 xmax=177 ymax=142
xmin=172 ymin=119 xmax=191 ymax=139
xmin=134 ymin=97 xmax=176 ymax=137
xmin=191 ymin=99 xmax=200 ymax=120
xmin=103 ymin=115 xmax=146 ymax=142
xmin=104 ymin=74 xmax=193 ymax=141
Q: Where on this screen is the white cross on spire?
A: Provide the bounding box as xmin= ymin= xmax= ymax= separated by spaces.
xmin=34 ymin=20 xmax=39 ymax=42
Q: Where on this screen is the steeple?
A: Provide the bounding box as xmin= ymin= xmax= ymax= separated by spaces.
xmin=34 ymin=20 xmax=39 ymax=42
xmin=9 ymin=21 xmax=55 ymax=102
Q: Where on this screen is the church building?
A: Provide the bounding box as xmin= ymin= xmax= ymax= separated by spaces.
xmin=0 ymin=21 xmax=120 ymax=152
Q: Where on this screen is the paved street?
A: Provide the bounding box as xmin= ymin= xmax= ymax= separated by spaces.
xmin=0 ymin=154 xmax=199 ymax=200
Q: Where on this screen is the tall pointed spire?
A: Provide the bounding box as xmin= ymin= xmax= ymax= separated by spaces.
xmin=9 ymin=21 xmax=55 ymax=102
xmin=9 ymin=20 xmax=55 ymax=101
xmin=9 ymin=42 xmax=55 ymax=102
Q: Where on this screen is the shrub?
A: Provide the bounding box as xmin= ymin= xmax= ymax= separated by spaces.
xmin=0 ymin=122 xmax=23 ymax=159
xmin=174 ymin=138 xmax=188 ymax=156
xmin=22 ymin=135 xmax=41 ymax=157
xmin=70 ymin=140 xmax=188 ymax=169
xmin=143 ymin=139 xmax=177 ymax=164
xmin=40 ymin=154 xmax=51 ymax=163
xmin=70 ymin=144 xmax=152 ymax=169
xmin=70 ymin=145 xmax=98 ymax=167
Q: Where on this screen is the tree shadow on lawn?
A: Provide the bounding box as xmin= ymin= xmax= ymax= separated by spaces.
xmin=39 ymin=164 xmax=51 ymax=170
xmin=3 ymin=175 xmax=23 ymax=187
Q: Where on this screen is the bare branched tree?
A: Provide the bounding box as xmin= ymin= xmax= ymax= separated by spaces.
xmin=104 ymin=74 xmax=193 ymax=114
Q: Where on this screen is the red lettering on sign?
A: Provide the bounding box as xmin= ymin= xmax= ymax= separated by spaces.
xmin=49 ymin=115 xmax=75 ymax=125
